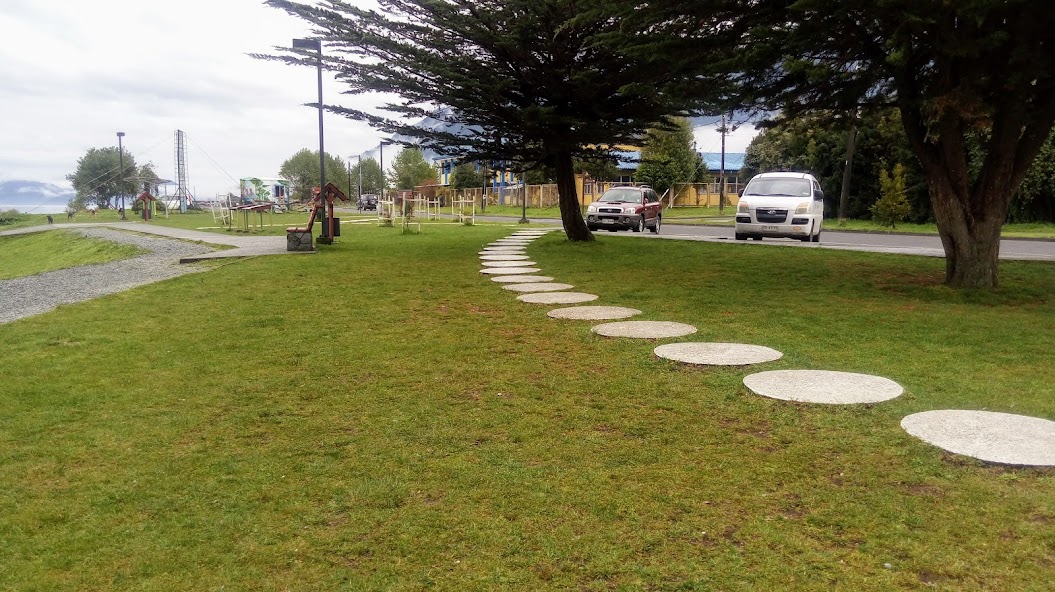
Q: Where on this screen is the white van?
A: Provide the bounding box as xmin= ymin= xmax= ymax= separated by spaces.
xmin=734 ymin=171 xmax=825 ymax=242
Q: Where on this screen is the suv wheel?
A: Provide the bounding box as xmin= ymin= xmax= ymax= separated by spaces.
xmin=633 ymin=217 xmax=644 ymax=233
xmin=650 ymin=216 xmax=661 ymax=234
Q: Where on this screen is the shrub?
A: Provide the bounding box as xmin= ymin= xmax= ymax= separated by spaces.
xmin=872 ymin=163 xmax=912 ymax=228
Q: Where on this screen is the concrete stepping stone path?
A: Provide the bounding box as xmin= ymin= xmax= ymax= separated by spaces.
xmin=481 ymin=247 xmax=527 ymax=253
xmin=901 ymin=410 xmax=1055 ymax=466
xmin=502 ymin=282 xmax=575 ymax=293
xmin=480 ymin=267 xmax=541 ymax=275
xmin=480 ymin=254 xmax=531 ymax=261
xmin=481 ymin=260 xmax=537 ymax=268
xmin=491 ymin=275 xmax=555 ymax=283
xmin=655 ymin=342 xmax=783 ymax=366
xmin=548 ymin=306 xmax=642 ymax=320
xmin=518 ymin=292 xmax=599 ymax=304
xmin=591 ymin=321 xmax=697 ymax=339
xmin=743 ymin=370 xmax=903 ymax=404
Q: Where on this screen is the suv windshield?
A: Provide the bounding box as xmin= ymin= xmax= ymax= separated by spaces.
xmin=598 ymin=188 xmax=643 ymax=202
xmin=745 ymin=178 xmax=812 ymax=197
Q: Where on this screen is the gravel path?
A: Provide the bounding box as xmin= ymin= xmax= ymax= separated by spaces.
xmin=0 ymin=227 xmax=214 ymax=324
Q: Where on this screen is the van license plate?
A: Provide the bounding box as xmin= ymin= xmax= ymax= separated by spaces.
xmin=761 ymin=225 xmax=777 ymax=231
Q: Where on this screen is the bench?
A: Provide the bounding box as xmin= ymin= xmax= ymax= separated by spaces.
xmin=286 ymin=203 xmax=319 ymax=251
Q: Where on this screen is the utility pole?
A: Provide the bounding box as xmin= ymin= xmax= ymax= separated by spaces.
xmin=718 ymin=114 xmax=727 ymax=214
xmin=838 ymin=114 xmax=858 ymax=222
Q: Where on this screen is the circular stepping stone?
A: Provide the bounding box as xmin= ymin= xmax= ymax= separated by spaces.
xmin=518 ymin=292 xmax=599 ymax=304
xmin=480 ymin=254 xmax=530 ymax=261
xmin=548 ymin=306 xmax=642 ymax=320
xmin=901 ymin=410 xmax=1055 ymax=466
xmin=480 ymin=267 xmax=541 ymax=275
xmin=743 ymin=370 xmax=903 ymax=404
xmin=491 ymin=275 xmax=555 ymax=283
xmin=502 ymin=282 xmax=574 ymax=293
xmin=655 ymin=342 xmax=783 ymax=366
xmin=481 ymin=260 xmax=537 ymax=268
xmin=592 ymin=321 xmax=697 ymax=339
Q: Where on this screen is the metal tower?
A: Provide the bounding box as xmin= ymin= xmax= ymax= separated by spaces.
xmin=172 ymin=129 xmax=191 ymax=213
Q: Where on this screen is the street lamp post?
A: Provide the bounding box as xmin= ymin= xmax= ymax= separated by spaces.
xmin=116 ymin=131 xmax=126 ymax=219
xmin=293 ymin=37 xmax=329 ymax=242
xmin=519 ymin=166 xmax=528 ymax=224
xmin=357 ymin=155 xmax=362 ymax=199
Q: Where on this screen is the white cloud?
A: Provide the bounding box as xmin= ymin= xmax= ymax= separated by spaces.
xmin=0 ymin=0 xmax=758 ymax=197
xmin=0 ymin=0 xmax=390 ymax=197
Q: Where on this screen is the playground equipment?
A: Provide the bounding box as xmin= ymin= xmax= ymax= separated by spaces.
xmin=451 ymin=190 xmax=476 ymax=225
xmin=134 ymin=191 xmax=158 ymax=221
xmin=287 ymin=182 xmax=348 ymax=250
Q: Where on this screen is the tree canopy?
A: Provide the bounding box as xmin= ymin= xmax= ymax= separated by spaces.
xmin=278 ymin=148 xmax=351 ymax=201
xmin=635 ymin=118 xmax=700 ymax=197
xmin=66 ymin=146 xmax=139 ymax=210
xmin=350 ymin=157 xmax=384 ymax=197
xmin=388 ymin=147 xmax=435 ymax=190
xmin=261 ymin=0 xmax=723 ymax=240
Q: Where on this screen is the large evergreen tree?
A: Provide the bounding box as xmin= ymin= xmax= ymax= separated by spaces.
xmin=261 ymin=0 xmax=718 ymax=240
xmin=733 ymin=0 xmax=1055 ymax=287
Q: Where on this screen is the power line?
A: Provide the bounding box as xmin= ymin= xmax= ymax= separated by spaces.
xmin=186 ymin=135 xmax=239 ymax=185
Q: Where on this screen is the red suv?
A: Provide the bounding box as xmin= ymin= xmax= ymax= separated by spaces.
xmin=585 ymin=186 xmax=663 ymax=233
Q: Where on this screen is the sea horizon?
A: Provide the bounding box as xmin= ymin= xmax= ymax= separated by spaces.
xmin=3 ymin=204 xmax=69 ymax=214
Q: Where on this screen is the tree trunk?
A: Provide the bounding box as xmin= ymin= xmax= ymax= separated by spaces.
xmin=929 ymin=177 xmax=1007 ymax=288
xmin=554 ymin=151 xmax=593 ymax=241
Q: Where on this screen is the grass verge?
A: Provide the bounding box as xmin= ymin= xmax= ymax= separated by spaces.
xmin=1 ymin=224 xmax=1053 ymax=590
xmin=0 ymin=230 xmax=146 ymax=280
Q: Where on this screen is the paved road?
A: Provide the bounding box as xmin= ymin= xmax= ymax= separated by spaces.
xmin=469 ymin=214 xmax=1055 ymax=262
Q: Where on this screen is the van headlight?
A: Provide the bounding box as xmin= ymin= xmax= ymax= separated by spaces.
xmin=795 ymin=202 xmax=810 ymax=214
xmin=737 ymin=201 xmax=749 ymax=213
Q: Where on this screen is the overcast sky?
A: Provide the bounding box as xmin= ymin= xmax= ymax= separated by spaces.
xmin=0 ymin=0 xmax=757 ymax=198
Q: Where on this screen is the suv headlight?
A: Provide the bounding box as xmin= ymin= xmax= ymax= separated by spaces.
xmin=623 ymin=207 xmax=637 ymax=214
xmin=737 ymin=201 xmax=749 ymax=213
xmin=795 ymin=202 xmax=810 ymax=214
xmin=587 ymin=204 xmax=598 ymax=212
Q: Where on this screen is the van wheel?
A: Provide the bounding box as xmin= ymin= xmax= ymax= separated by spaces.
xmin=735 ymin=232 xmax=747 ymax=241
xmin=752 ymin=236 xmax=762 ymax=240
xmin=812 ymin=232 xmax=821 ymax=243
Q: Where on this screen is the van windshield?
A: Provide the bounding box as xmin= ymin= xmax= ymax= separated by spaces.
xmin=745 ymin=178 xmax=812 ymax=197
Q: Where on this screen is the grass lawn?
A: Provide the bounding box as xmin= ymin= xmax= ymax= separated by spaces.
xmin=1 ymin=225 xmax=1054 ymax=590
xmin=0 ymin=230 xmax=146 ymax=280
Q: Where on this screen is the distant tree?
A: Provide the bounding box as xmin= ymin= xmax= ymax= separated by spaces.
xmin=450 ymin=163 xmax=483 ymax=190
xmin=260 ymin=0 xmax=730 ymax=241
xmin=349 ymin=157 xmax=384 ymax=197
xmin=66 ymin=146 xmax=138 ymax=210
xmin=575 ymin=156 xmax=619 ymax=183
xmin=388 ymin=147 xmax=436 ymax=190
xmin=523 ymin=167 xmax=556 ymax=185
xmin=635 ymin=118 xmax=699 ymax=197
xmin=279 ymin=148 xmax=350 ymax=201
xmin=1009 ymin=130 xmax=1055 ymax=223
